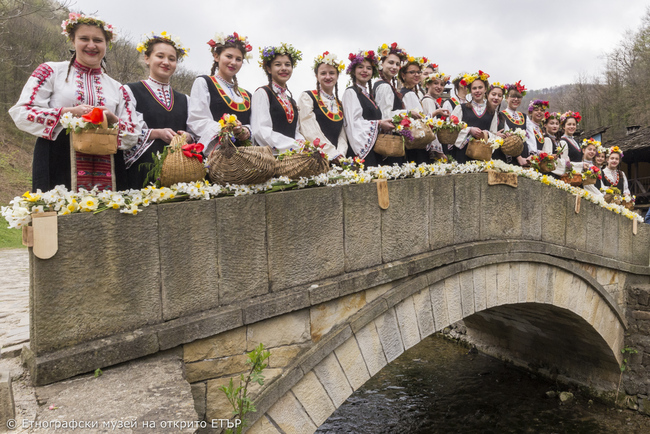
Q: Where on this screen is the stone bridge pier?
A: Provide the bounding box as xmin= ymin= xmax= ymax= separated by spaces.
xmin=22 ymin=173 xmax=650 ymax=432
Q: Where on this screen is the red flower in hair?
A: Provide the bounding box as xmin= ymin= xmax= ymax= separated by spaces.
xmin=390 ymin=42 xmax=398 ymax=50
xmin=207 ymin=39 xmax=216 ymax=48
xmin=233 ymin=32 xmax=239 ymax=39
xmin=367 ymin=50 xmax=375 ymax=58
xmin=544 ymin=111 xmax=550 ymax=119
xmin=575 ymin=112 xmax=582 ymax=122
xmin=81 ymin=107 xmax=104 ymax=125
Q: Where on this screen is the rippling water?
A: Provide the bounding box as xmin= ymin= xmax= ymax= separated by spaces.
xmin=316 ymin=335 xmax=650 ymax=434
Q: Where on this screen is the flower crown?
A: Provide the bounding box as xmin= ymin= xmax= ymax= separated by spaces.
xmin=208 ymin=32 xmax=253 ymax=61
xmin=489 ymin=82 xmax=507 ymax=94
xmin=61 ymin=13 xmax=116 ymax=41
xmin=452 ymin=72 xmax=468 ymax=85
xmin=608 ymin=146 xmax=624 ymax=158
xmin=426 ymin=63 xmax=439 ymax=71
xmin=528 ymin=100 xmax=549 ymax=112
xmin=405 ymin=55 xmax=429 ymax=68
xmin=259 ymin=43 xmax=302 ymax=68
xmin=560 ymin=110 xmax=582 ymax=124
xmin=581 ymin=138 xmax=600 ymax=149
xmin=424 ymin=71 xmax=450 ymax=85
xmin=137 ymin=31 xmax=189 ymax=59
xmin=459 ymin=70 xmax=490 ymax=87
xmin=543 ymin=111 xmax=562 ymax=124
xmin=346 ymin=50 xmax=380 ymax=76
xmin=378 ymin=42 xmax=407 ymax=60
xmin=313 ymin=51 xmax=345 ymax=73
xmin=505 ymin=80 xmax=527 ymax=96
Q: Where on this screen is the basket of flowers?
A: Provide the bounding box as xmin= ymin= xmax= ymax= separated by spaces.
xmin=560 ymin=163 xmax=582 ymax=186
xmin=207 ymin=114 xmax=277 ymax=185
xmin=62 ymin=108 xmax=118 ymax=155
xmin=374 ymin=134 xmax=405 ymax=157
xmin=275 ymin=138 xmax=330 ymax=179
xmin=501 ymin=128 xmax=527 ymax=157
xmin=622 ymin=195 xmax=636 ymax=210
xmin=581 ymin=165 xmax=601 ymax=186
xmin=433 ymin=115 xmax=466 ymax=145
xmin=392 ymin=113 xmax=435 ymax=149
xmin=602 ymin=187 xmax=622 ymax=204
xmin=530 ymin=152 xmax=556 ymax=173
xmin=465 ymin=132 xmax=493 ymax=161
xmin=335 ymin=156 xmax=365 ymax=172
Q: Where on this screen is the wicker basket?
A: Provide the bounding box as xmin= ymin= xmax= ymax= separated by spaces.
xmin=276 ymin=152 xmax=330 ymax=180
xmin=538 ymin=160 xmax=555 ymax=173
xmin=603 ymin=193 xmax=614 ymax=203
xmin=207 ymin=137 xmax=277 ymax=185
xmin=436 ymin=129 xmax=460 ymax=145
xmin=374 ymin=134 xmax=405 ymax=157
xmin=582 ymin=176 xmax=597 ymax=186
xmin=465 ymin=139 xmax=492 ymax=161
xmin=624 ymin=201 xmax=635 ymax=210
xmin=71 ymin=113 xmax=118 ymax=155
xmin=560 ymin=173 xmax=582 ymax=187
xmin=404 ymin=121 xmax=436 ymax=150
xmin=160 ymin=135 xmax=206 ymax=187
xmin=501 ymin=135 xmax=524 ymax=157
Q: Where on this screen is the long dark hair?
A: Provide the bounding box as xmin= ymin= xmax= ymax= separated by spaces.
xmin=211 ymin=40 xmax=247 ymax=97
xmin=263 ymin=53 xmax=296 ymax=100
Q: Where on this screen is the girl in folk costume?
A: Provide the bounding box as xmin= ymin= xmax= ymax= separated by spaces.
xmin=188 ymin=31 xmax=253 ymax=156
xmin=541 ymin=111 xmax=564 ymax=176
xmin=251 ymin=43 xmax=305 ymax=154
xmin=577 ymin=138 xmax=603 ymax=197
xmin=297 ymin=52 xmax=348 ymax=164
xmin=9 ymin=13 xmax=138 ymax=192
xmin=600 ymin=146 xmax=630 ymax=195
xmin=525 ymin=100 xmax=548 ymax=155
xmin=442 ymin=72 xmax=469 ymax=117
xmin=421 ymin=70 xmax=451 ymax=160
xmin=488 ymin=82 xmax=511 ymax=163
xmin=593 ymin=144 xmax=607 ymax=169
xmin=421 ymin=62 xmax=439 ymax=84
xmin=374 ymin=42 xmax=409 ymax=120
xmin=122 ymin=32 xmax=192 ymax=189
xmin=399 ymin=56 xmax=433 ymax=163
xmin=341 ymin=50 xmax=395 ymax=167
xmin=558 ymin=111 xmax=583 ymax=163
xmin=451 ymin=71 xmax=498 ymax=164
xmin=497 ymin=81 xmax=530 ymax=165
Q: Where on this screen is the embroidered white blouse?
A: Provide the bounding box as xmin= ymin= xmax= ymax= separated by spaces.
xmin=525 ymin=118 xmax=544 ymax=155
xmin=251 ymin=82 xmax=304 ymax=154
xmin=9 ymin=60 xmax=138 ymax=149
xmin=451 ymin=100 xmax=498 ymax=149
xmin=374 ymin=80 xmax=406 ymax=119
xmin=342 ymin=84 xmax=380 ymax=160
xmin=297 ymin=90 xmax=348 ymax=160
xmin=602 ymin=167 xmax=630 ymax=195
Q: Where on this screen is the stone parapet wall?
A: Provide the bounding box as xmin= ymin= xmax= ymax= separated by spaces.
xmin=25 ymin=174 xmax=650 ymax=385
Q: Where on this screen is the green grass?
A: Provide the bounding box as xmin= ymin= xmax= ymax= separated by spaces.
xmin=0 ymin=215 xmax=24 ymax=249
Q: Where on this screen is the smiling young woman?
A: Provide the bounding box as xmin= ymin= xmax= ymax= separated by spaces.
xmin=250 ymin=43 xmax=305 ymax=154
xmin=121 ymin=32 xmax=192 ymax=189
xmin=188 ymin=31 xmax=253 ymax=156
xmin=398 ymin=56 xmax=433 ymax=163
xmin=297 ymin=52 xmax=348 ymax=164
xmin=9 ymin=13 xmax=138 ymax=192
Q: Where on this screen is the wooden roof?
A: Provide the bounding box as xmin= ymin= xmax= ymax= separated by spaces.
xmin=608 ymin=126 xmax=650 ymax=152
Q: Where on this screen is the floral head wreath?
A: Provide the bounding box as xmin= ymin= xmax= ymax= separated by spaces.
xmin=528 ymin=99 xmax=549 ymax=112
xmin=560 ymin=110 xmax=582 ymax=124
xmin=313 ymin=51 xmax=345 ymax=73
xmin=581 ymin=138 xmax=600 ymax=149
xmin=137 ymin=31 xmax=189 ymax=59
xmin=424 ymin=71 xmax=450 ymax=85
xmin=505 ymin=80 xmax=527 ymax=96
xmin=595 ymin=144 xmax=607 ymax=155
xmin=61 ymin=12 xmax=116 ymax=42
xmin=489 ymin=82 xmax=507 ymax=94
xmin=608 ymin=146 xmax=624 ymax=158
xmin=425 ymin=63 xmax=439 ymax=71
xmin=259 ymin=43 xmax=302 ymax=68
xmin=452 ymin=72 xmax=468 ymax=86
xmin=377 ymin=42 xmax=407 ymax=61
xmin=404 ymin=55 xmax=429 ymax=69
xmin=543 ymin=111 xmax=562 ymax=124
xmin=208 ymin=32 xmax=253 ymax=61
xmin=346 ymin=50 xmax=380 ymax=77
xmin=459 ymin=70 xmax=490 ymax=87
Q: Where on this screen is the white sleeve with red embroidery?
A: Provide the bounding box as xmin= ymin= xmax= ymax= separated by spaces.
xmin=297 ymin=91 xmax=342 ymax=161
xmin=251 ymin=88 xmax=302 ymax=155
xmin=341 ymin=87 xmax=378 ymax=160
xmin=9 ymin=63 xmax=63 ymax=140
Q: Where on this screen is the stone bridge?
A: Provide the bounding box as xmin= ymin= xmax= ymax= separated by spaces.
xmin=23 ymin=173 xmax=650 ymax=432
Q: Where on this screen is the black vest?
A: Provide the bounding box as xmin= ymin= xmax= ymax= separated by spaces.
xmin=128 ymin=81 xmax=188 ymax=132
xmin=307 ymin=91 xmax=344 ymax=146
xmin=562 ymin=136 xmax=583 ymax=162
xmin=461 ymin=104 xmax=493 ymax=131
xmin=261 ymin=85 xmax=298 ymax=138
xmin=350 ymin=86 xmax=381 ymax=121
xmin=374 ymin=80 xmax=404 ymax=111
xmin=201 ymin=75 xmax=251 ymax=125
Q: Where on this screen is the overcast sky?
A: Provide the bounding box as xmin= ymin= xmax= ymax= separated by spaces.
xmin=71 ymin=0 xmax=648 ymax=94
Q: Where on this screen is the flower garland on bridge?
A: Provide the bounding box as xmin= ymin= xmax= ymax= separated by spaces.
xmin=2 ymin=161 xmax=642 ymax=229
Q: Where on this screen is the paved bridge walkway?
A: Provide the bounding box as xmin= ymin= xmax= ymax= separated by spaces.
xmin=0 ymin=248 xmax=29 ymax=358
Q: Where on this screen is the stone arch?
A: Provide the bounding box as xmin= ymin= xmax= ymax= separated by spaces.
xmin=246 ymin=257 xmax=626 ymax=433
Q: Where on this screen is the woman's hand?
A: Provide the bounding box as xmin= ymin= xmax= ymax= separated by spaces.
xmin=470 ymin=127 xmax=483 ymax=139
xmin=379 ymin=120 xmax=395 ymax=131
xmin=150 ymin=128 xmax=177 ymax=144
xmin=62 ymin=105 xmax=94 ymax=117
xmin=517 ymin=156 xmax=529 ymax=166
xmin=433 ymin=108 xmax=450 ymax=118
xmin=99 ymin=108 xmax=119 ymax=125
xmin=234 ymin=121 xmax=250 ymax=141
xmin=409 ymin=110 xmax=422 ymax=119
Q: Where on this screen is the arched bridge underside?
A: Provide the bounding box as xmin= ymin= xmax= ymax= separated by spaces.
xmin=243 ymin=252 xmax=627 ymax=433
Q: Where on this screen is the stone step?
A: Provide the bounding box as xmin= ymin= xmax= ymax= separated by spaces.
xmin=1 ymin=344 xmax=24 ymax=359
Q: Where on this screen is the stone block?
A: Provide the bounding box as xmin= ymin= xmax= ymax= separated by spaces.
xmin=617 ymin=216 xmax=635 ymax=265
xmin=381 ymin=178 xmax=430 ymax=263
xmin=518 ymin=262 xmax=530 ymax=303
xmin=366 ymin=282 xmax=393 ymax=303
xmin=158 ymin=200 xmax=219 ymax=321
xmin=266 ymin=188 xmax=344 ymax=291
xmin=268 ymin=344 xmax=309 ymax=369
xmin=248 ymin=415 xmax=282 ymax=434
xmin=473 ymin=266 xmax=487 ymax=312
xmin=334 ymin=337 xmax=371 ymax=390
xmin=298 ymin=325 xmax=352 ymax=374
xmin=430 ymin=175 xmax=455 ymax=250
xmin=342 ymin=183 xmax=382 ymax=272
xmin=526 ymin=262 xmax=538 ymax=302
xmin=583 ymin=200 xmax=604 ymax=257
xmin=247 ymin=310 xmax=311 ymax=351
xmin=458 ymin=271 xmax=475 ymax=317
xmin=429 ymin=280 xmax=449 ymax=331
xmin=338 ymin=261 xmax=409 ymax=297
xmin=312 ymin=352 xmax=353 ymax=407
xmin=453 ymin=174 xmax=483 ymax=244
xmin=535 ymin=264 xmax=555 ymax=304
xmin=633 ymin=221 xmax=650 ymax=266
xmin=412 ymin=288 xmax=435 ymax=338
xmin=394 ymin=297 xmax=421 ymax=350
xmin=445 ymin=274 xmax=463 ymax=322
xmin=382 ymin=274 xmax=428 ymax=308
xmin=564 ymin=194 xmax=587 ymax=252
xmin=190 ymin=382 xmax=206 ymax=421
xmin=311 ymin=293 xmax=366 ymax=342
xmin=291 ymin=371 xmax=336 ymax=427
xmin=309 ymin=281 xmax=340 ymax=306
xmin=485 ymin=264 xmax=498 ymax=308
xmin=519 ymin=178 xmax=542 ymax=241
xmin=480 ymin=182 xmax=523 ymax=240
xmin=508 ymin=263 xmax=520 ymax=304
xmin=186 ymin=354 xmax=249 ymax=383
xmin=215 ymin=194 xmax=270 ymax=305
xmin=0 ymin=370 xmax=14 ymax=424
xmin=267 ymin=391 xmax=318 ymax=434
xmin=157 ymin=306 xmax=243 ymax=351
xmin=568 ymin=278 xmax=589 ymax=317
xmin=183 ymin=327 xmax=246 ymax=363
xmin=374 ymin=308 xmax=404 ymax=362
xmin=541 ymin=186 xmax=567 ymax=246
xmin=601 ymin=210 xmax=620 ymax=262
xmin=552 ymin=270 xmax=573 ymax=309
xmin=496 ymin=263 xmax=510 ymax=306
xmin=31 ymin=208 xmax=161 ymax=354
xmin=349 ymin=298 xmax=389 ymax=333
xmin=243 ymin=291 xmax=310 ymax=325
xmin=354 ymin=322 xmax=387 ymax=376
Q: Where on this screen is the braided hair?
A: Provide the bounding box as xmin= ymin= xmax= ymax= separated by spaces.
xmin=210 ymin=39 xmax=248 ymax=97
